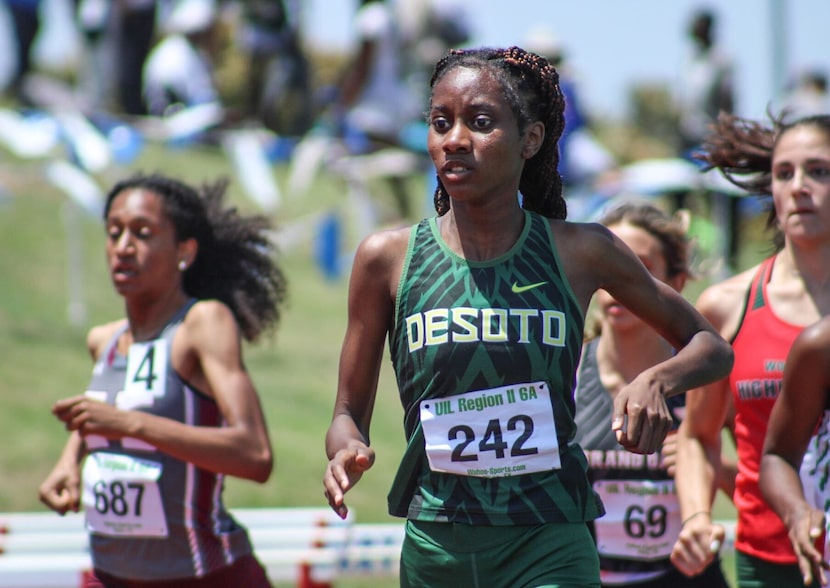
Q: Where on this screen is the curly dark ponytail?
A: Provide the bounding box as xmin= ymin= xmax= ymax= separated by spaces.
xmin=104 ymin=173 xmax=287 ymax=342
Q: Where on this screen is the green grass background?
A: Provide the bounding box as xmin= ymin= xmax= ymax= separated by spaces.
xmin=0 ymin=140 xmax=766 ymax=586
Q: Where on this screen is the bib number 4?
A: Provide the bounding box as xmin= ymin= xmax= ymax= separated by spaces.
xmin=118 ymin=340 xmax=168 ymax=410
xmin=131 ymin=345 xmax=159 ymax=391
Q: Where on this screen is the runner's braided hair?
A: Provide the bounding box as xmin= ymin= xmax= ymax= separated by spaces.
xmin=429 ymin=46 xmax=567 ymax=218
xmin=697 ymin=112 xmax=830 ymax=249
xmin=104 ymin=173 xmax=287 ymax=342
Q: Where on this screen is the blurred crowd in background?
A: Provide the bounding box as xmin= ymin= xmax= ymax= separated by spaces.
xmin=0 ymin=0 xmax=474 ymax=143
xmin=1 ymin=0 xmax=828 ymax=175
xmin=0 ymin=0 xmax=828 ymax=263
xmin=2 ymin=1 xmax=828 ymax=150
xmin=1 ymin=0 xmax=316 ymax=131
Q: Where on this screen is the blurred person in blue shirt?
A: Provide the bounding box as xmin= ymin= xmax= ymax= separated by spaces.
xmin=3 ymin=0 xmax=41 ymax=105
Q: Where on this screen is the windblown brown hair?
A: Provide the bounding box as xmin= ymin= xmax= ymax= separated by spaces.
xmin=697 ymin=112 xmax=830 ymax=248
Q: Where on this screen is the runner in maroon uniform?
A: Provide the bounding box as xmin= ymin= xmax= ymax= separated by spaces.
xmin=39 ymin=174 xmax=286 ymax=586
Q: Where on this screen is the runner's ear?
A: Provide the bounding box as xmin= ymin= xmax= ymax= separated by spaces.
xmin=521 ymin=122 xmax=545 ymax=160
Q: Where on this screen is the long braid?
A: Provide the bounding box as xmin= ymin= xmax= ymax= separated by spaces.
xmin=429 ymin=46 xmax=567 ymax=218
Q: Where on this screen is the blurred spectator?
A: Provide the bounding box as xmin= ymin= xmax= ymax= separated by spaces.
xmin=525 ymin=26 xmax=614 ymax=191
xmin=676 ymin=7 xmax=735 ymax=157
xmin=236 ymin=0 xmax=313 ymax=136
xmin=72 ymin=0 xmax=113 ymax=112
xmin=397 ymin=0 xmax=470 ymax=111
xmin=72 ymin=0 xmax=157 ymax=116
xmin=113 ymin=0 xmax=157 ymax=115
xmin=780 ymin=69 xmax=829 ymax=122
xmin=332 ymin=0 xmax=420 ymax=153
xmin=677 ymin=8 xmax=740 ymax=277
xmin=327 ymin=0 xmax=423 ymax=219
xmin=3 ymin=0 xmax=41 ymax=106
xmin=143 ymin=0 xmax=221 ymax=117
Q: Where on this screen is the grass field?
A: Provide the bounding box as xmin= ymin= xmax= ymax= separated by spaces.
xmin=0 ymin=137 xmax=764 ymax=587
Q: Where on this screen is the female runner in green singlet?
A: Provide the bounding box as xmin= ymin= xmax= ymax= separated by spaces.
xmin=324 ymin=46 xmax=734 ymax=588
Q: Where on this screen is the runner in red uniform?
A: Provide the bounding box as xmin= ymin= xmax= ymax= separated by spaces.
xmin=672 ymin=114 xmax=830 ymax=587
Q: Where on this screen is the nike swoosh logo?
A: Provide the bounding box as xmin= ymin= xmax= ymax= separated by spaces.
xmin=511 ymin=281 xmax=547 ymax=294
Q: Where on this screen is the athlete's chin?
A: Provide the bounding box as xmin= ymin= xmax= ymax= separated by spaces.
xmin=111 ymin=279 xmax=140 ymax=297
xmin=440 ymin=180 xmax=479 ymax=199
xmin=604 ymin=313 xmax=645 ymax=332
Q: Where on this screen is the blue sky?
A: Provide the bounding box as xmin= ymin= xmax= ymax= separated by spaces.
xmin=304 ymin=0 xmax=830 ymax=122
